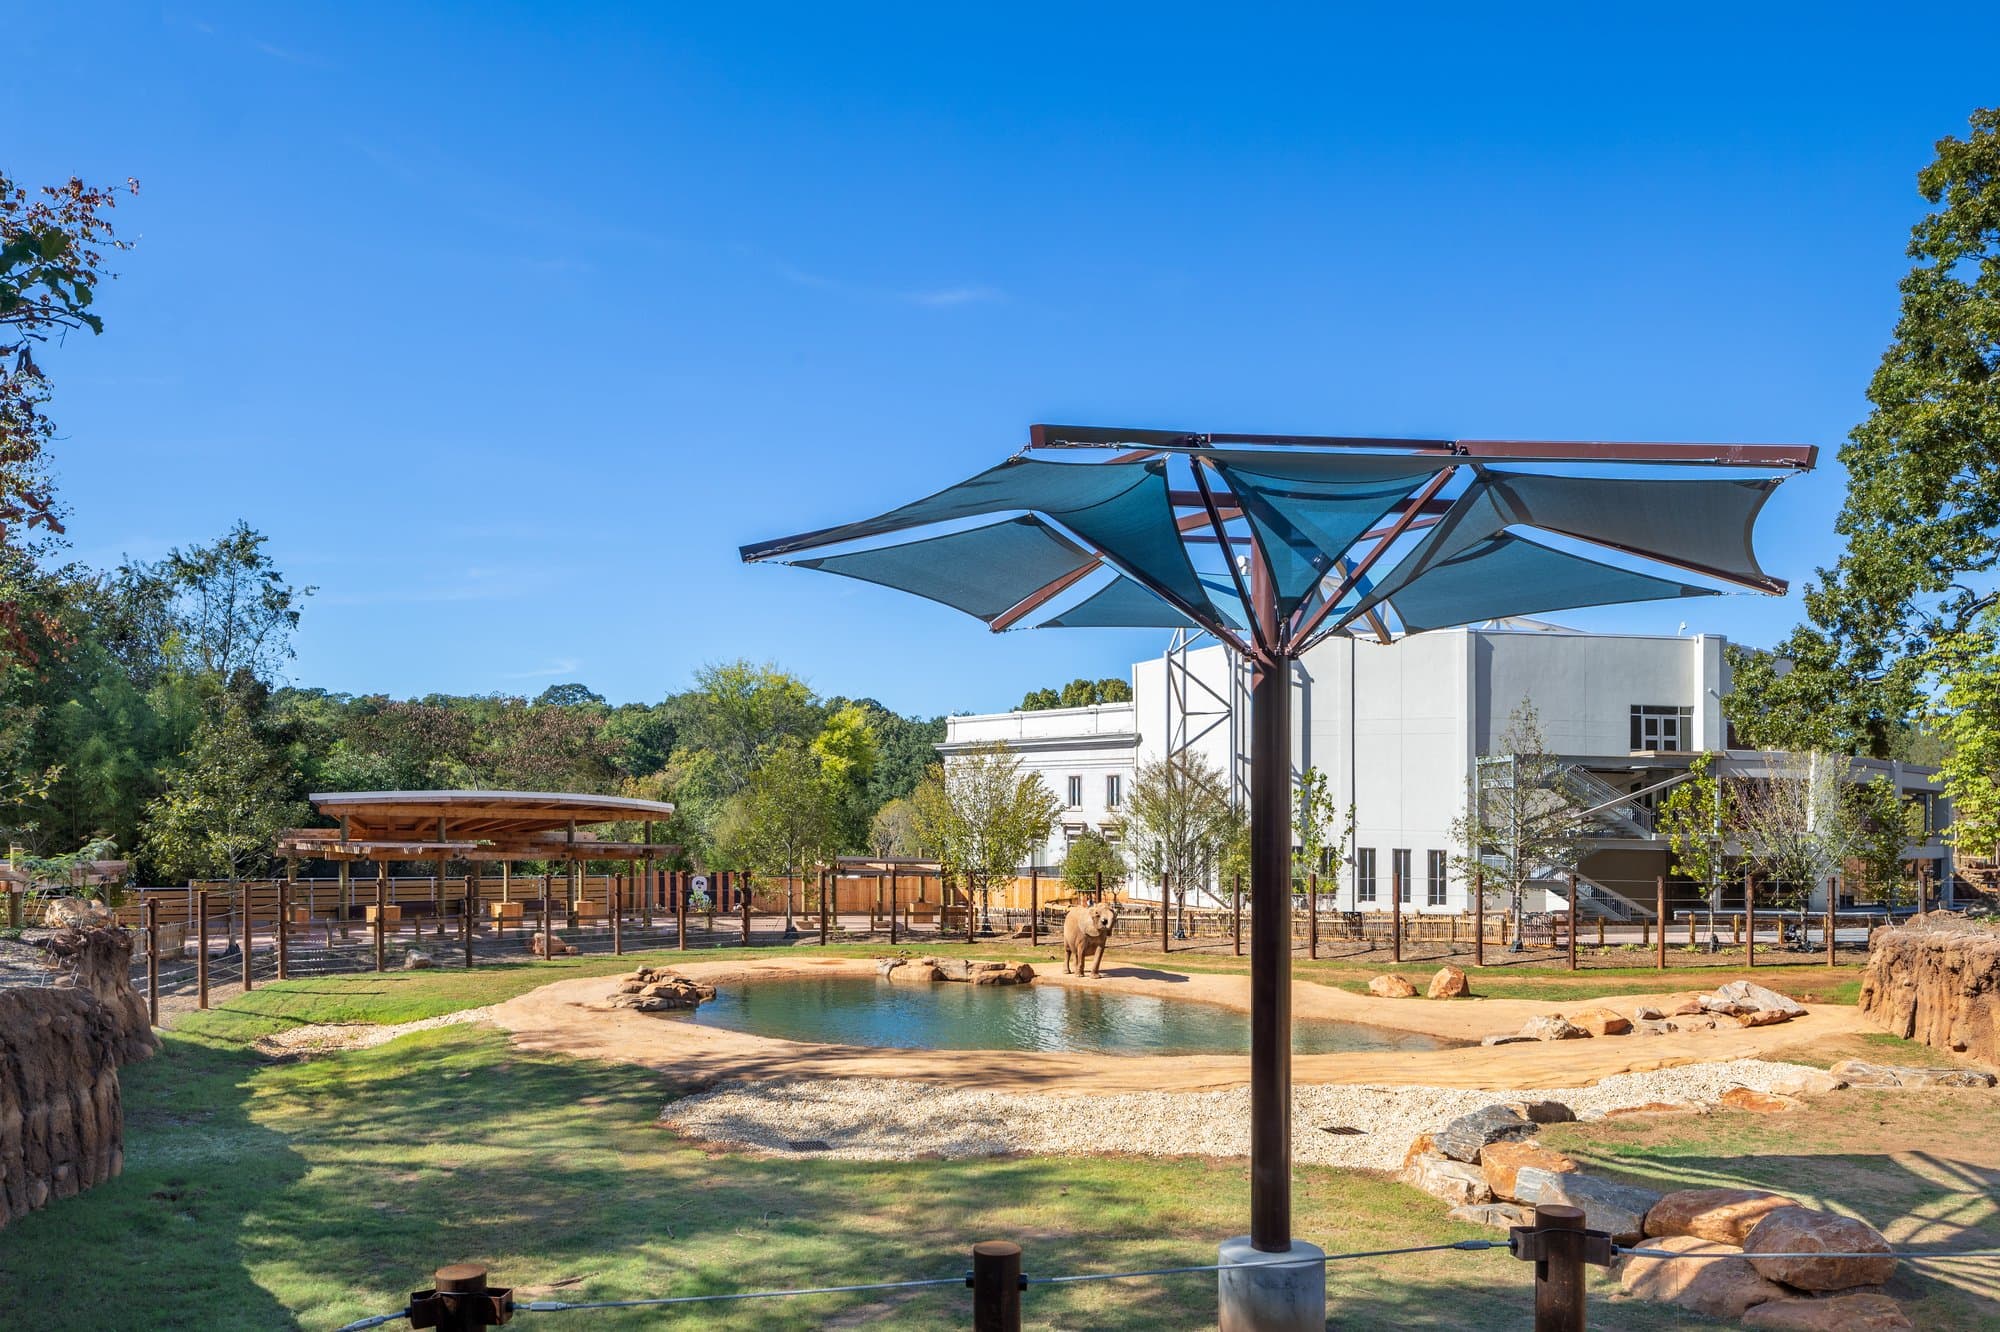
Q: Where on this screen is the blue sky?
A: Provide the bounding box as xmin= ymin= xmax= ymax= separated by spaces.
xmin=10 ymin=5 xmax=2000 ymax=717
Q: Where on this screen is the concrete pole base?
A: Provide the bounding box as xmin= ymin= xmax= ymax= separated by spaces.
xmin=1217 ymin=1237 xmax=1326 ymax=1331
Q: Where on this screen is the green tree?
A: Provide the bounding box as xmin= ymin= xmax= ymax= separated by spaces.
xmin=1060 ymin=829 xmax=1126 ymax=899
xmin=908 ymin=743 xmax=1058 ymax=932
xmin=1292 ymin=766 xmax=1355 ymax=899
xmin=1933 ymin=627 xmax=2000 ymax=861
xmin=141 ymin=698 xmax=306 ymax=884
xmin=1450 ymin=700 xmax=1592 ymax=948
xmin=142 ymin=522 xmax=314 ymax=684
xmin=1123 ymin=752 xmax=1241 ymax=920
xmin=1728 ymin=752 xmax=1857 ymax=921
xmin=1017 ymin=677 xmax=1133 ymax=711
xmin=812 ymin=702 xmax=879 ymax=851
xmin=713 ymin=737 xmax=837 ymax=931
xmin=1846 ymin=775 xmax=1922 ymax=908
xmin=868 ymin=796 xmax=920 ymax=857
xmin=1658 ymin=753 xmax=1733 ymax=912
xmin=1725 ymin=109 xmax=2000 ymax=768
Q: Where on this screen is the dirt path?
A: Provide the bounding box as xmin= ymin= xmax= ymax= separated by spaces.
xmin=486 ymin=956 xmax=1867 ymax=1093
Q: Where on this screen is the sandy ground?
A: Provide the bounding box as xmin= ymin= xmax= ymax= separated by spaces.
xmin=485 ymin=956 xmax=1868 ymax=1094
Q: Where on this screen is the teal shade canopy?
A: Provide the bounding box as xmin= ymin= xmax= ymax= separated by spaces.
xmin=788 ymin=516 xmax=1093 ymax=624
xmin=1035 ymin=575 xmax=1199 ymax=629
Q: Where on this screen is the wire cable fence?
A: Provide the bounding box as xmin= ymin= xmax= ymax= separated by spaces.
xmin=332 ymin=1218 xmax=2000 ymax=1332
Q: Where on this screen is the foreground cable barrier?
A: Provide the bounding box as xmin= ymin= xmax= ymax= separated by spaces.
xmin=334 ymin=1208 xmax=2000 ymax=1332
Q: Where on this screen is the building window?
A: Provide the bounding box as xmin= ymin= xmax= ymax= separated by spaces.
xmin=1630 ymin=705 xmax=1693 ymax=752
xmin=1105 ymin=774 xmax=1122 ymax=809
xmin=1426 ymin=851 xmax=1448 ymax=907
xmin=1356 ymin=848 xmax=1377 ymax=903
xmin=1393 ymin=849 xmax=1412 ymax=903
xmin=1065 ymin=775 xmax=1083 ymax=808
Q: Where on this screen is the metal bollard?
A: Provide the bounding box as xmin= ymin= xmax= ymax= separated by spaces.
xmin=410 ymin=1263 xmax=512 ymax=1330
xmin=969 ymin=1240 xmax=1023 ymax=1332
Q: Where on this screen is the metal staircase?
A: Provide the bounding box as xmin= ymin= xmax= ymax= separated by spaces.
xmin=1544 ymin=871 xmax=1658 ymax=921
xmin=1556 ymin=764 xmax=1654 ymax=839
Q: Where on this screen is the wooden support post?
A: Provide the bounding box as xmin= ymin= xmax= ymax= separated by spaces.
xmin=1160 ymin=872 xmax=1170 ymax=954
xmin=1657 ymin=875 xmax=1667 ymax=970
xmin=889 ymin=867 xmax=900 ymax=945
xmin=540 ymin=872 xmax=553 ymax=958
xmin=276 ymin=882 xmax=289 ymax=981
xmin=819 ymin=866 xmax=829 ymax=946
xmin=1688 ymin=911 xmax=1697 ymax=947
xmin=674 ymin=870 xmax=688 ymax=950
xmin=971 ymin=1240 xmax=1023 ymax=1332
xmin=1308 ymin=871 xmax=1318 ymax=960
xmin=1918 ymin=861 xmax=1930 ymax=917
xmin=1232 ymin=873 xmax=1243 ymax=957
xmin=463 ymin=873 xmax=474 ymax=969
xmin=642 ymin=821 xmax=654 ymax=928
xmin=1028 ymin=866 xmax=1039 ymax=946
xmin=1530 ymin=1205 xmax=1588 ymax=1332
xmin=241 ymin=884 xmax=255 ymax=991
xmin=1567 ymin=874 xmax=1578 ymax=972
xmin=740 ymin=871 xmax=751 ymax=945
xmin=145 ymin=897 xmax=160 ymax=1026
xmin=1391 ymin=864 xmax=1403 ymax=963
xmin=1826 ymin=880 xmax=1837 ymax=967
xmin=1094 ymin=869 xmax=1103 ymax=904
xmin=1746 ymin=870 xmax=1757 ymax=968
xmin=197 ymin=889 xmax=210 ymax=1009
xmin=611 ymin=881 xmax=623 ymax=956
xmin=1474 ymin=867 xmax=1485 ymax=967
xmin=375 ymin=873 xmax=388 ymax=973
xmin=1596 ymin=917 xmax=1604 ymax=948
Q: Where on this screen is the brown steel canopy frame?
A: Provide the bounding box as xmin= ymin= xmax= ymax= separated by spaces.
xmin=745 ymin=423 xmax=1814 ymax=1256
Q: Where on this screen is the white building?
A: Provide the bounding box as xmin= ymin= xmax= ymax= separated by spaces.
xmin=941 ymin=625 xmax=1951 ymax=919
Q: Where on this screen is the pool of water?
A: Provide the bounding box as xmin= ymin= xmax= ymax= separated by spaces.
xmin=669 ymin=975 xmax=1455 ymax=1056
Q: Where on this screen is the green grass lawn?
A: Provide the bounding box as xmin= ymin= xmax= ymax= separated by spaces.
xmin=0 ymin=954 xmax=1954 ymax=1329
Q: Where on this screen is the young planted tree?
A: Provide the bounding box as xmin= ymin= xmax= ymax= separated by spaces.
xmin=141 ymin=698 xmax=306 ymax=885
xmin=713 ymin=736 xmax=837 ymax=931
xmin=1728 ymin=752 xmax=1857 ymax=929
xmin=1846 ymin=775 xmax=1922 ymax=908
xmin=1292 ymin=765 xmax=1355 ymax=908
xmin=868 ymin=796 xmax=920 ymax=858
xmin=1658 ymin=752 xmax=1734 ymax=938
xmin=908 ymin=743 xmax=1058 ymax=932
xmin=1123 ymin=752 xmax=1241 ymax=926
xmin=1450 ymin=700 xmax=1591 ymax=948
xmin=1060 ymin=829 xmax=1126 ymax=900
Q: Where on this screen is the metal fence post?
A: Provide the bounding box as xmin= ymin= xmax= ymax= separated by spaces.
xmin=376 ymin=878 xmax=388 ymax=973
xmin=612 ymin=882 xmax=624 ymax=956
xmin=242 ymin=886 xmax=255 ymax=991
xmin=145 ymin=897 xmax=160 ymax=1027
xmin=1474 ymin=867 xmax=1485 ymax=967
xmin=196 ymin=889 xmax=210 ymax=1010
xmin=1028 ymin=866 xmax=1038 ymax=946
xmin=740 ymin=871 xmax=752 ymax=945
xmin=1826 ymin=880 xmax=1837 ymax=967
xmin=1160 ymin=872 xmax=1170 ymax=954
xmin=276 ymin=882 xmax=289 ymax=981
xmin=1746 ymin=870 xmax=1757 ymax=968
xmin=820 ymin=866 xmax=830 ymax=946
xmin=1308 ymin=871 xmax=1318 ymax=960
xmin=889 ymin=867 xmax=900 ymax=945
xmin=1391 ymin=864 xmax=1403 ymax=963
xmin=410 ymin=1262 xmax=513 ymax=1331
xmin=1232 ymin=873 xmax=1242 ymax=957
xmin=1656 ymin=875 xmax=1666 ymax=970
xmin=675 ymin=870 xmax=688 ymax=950
xmin=970 ymin=1240 xmax=1022 ymax=1332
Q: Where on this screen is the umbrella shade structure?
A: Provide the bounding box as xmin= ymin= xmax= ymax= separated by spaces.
xmin=743 ymin=423 xmax=1813 ymax=1254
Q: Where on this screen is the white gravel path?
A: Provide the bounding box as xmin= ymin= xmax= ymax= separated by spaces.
xmin=253 ymin=1005 xmax=499 ymax=1055
xmin=662 ymin=1059 xmax=1819 ymax=1169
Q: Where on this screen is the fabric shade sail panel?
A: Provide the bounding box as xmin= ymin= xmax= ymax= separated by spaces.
xmin=789 ymin=516 xmax=1095 ymax=624
xmin=1365 ymin=532 xmax=1717 ymax=634
xmin=1202 ymin=450 xmax=1450 ymax=617
xmin=1034 ymin=574 xmax=1200 ymax=629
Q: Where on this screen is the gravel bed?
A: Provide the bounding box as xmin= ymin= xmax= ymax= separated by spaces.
xmin=662 ymin=1059 xmax=1820 ymax=1169
xmin=252 ymin=1005 xmax=500 ymax=1055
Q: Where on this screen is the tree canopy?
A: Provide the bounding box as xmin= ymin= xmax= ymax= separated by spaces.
xmin=1016 ymin=677 xmax=1132 ymax=711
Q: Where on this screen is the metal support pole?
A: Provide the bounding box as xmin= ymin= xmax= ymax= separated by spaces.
xmin=375 ymin=875 xmax=387 ymax=973
xmin=145 ymin=897 xmax=160 ymax=1026
xmin=1566 ymin=873 xmax=1578 ymax=971
xmin=820 ymin=866 xmax=830 ymax=946
xmin=1028 ymin=866 xmax=1038 ymax=945
xmin=970 ymin=1240 xmax=1023 ymax=1332
xmin=1232 ymin=872 xmax=1242 ymax=957
xmin=540 ymin=873 xmax=553 ymax=958
xmin=463 ymin=873 xmax=475 ymax=968
xmin=612 ymin=881 xmax=624 ymax=955
xmin=1826 ymin=883 xmax=1837 ymax=967
xmin=1160 ymin=871 xmax=1170 ymax=954
xmin=1656 ymin=875 xmax=1667 ymax=970
xmin=241 ymin=885 xmax=254 ymax=991
xmin=197 ymin=890 xmax=209 ymax=1009
xmin=889 ymin=867 xmax=900 ymax=945
xmin=675 ymin=870 xmax=687 ymax=951
xmin=740 ymin=871 xmax=751 ymax=945
xmin=1248 ymin=649 xmax=1293 ymax=1252
xmin=276 ymin=883 xmax=289 ymax=981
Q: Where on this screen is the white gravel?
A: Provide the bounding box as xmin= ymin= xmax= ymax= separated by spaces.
xmin=253 ymin=1005 xmax=499 ymax=1055
xmin=662 ymin=1060 xmax=1820 ymax=1169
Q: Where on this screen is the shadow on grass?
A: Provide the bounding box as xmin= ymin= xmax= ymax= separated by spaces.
xmin=0 ymin=1037 xmax=310 ymax=1331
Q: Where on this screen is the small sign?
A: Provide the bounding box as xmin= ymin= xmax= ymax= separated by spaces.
xmin=689 ymin=874 xmax=709 ymax=896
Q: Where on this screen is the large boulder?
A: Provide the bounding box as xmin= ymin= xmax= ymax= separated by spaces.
xmin=1508 ymin=1166 xmax=1572 ymax=1207
xmin=1646 ymin=1188 xmax=1801 ymax=1246
xmin=1742 ymin=1293 xmax=1913 ymax=1330
xmin=1426 ymin=965 xmax=1469 ymax=999
xmin=1367 ymin=974 xmax=1417 ymax=998
xmin=1857 ymin=917 xmax=2000 ymax=1062
xmin=1518 ymin=1014 xmax=1588 ymax=1041
xmin=1712 ymin=980 xmax=1808 ymax=1017
xmin=1618 ymin=1234 xmax=1792 ymax=1320
xmin=1765 ymin=1066 xmax=1848 ymax=1097
xmin=1499 ymin=1099 xmax=1575 ymax=1124
xmin=402 ymin=950 xmax=435 ymax=970
xmin=1447 ymin=1202 xmax=1529 ymax=1230
xmin=1567 ymin=1008 xmax=1631 ymax=1037
xmin=1433 ymin=1105 xmax=1534 ymax=1162
xmin=604 ymin=970 xmax=717 ymax=1012
xmin=1480 ymin=1033 xmax=1539 ymax=1046
xmin=43 ymin=925 xmax=155 ymax=1065
xmin=1400 ymin=1153 xmax=1492 ymax=1207
xmin=1718 ymin=1087 xmax=1800 ymax=1114
xmin=1742 ymin=1206 xmax=1897 ymax=1291
xmin=1539 ymin=1174 xmax=1662 ymax=1244
xmin=886 ymin=960 xmax=945 ymax=985
xmin=1828 ymin=1058 xmax=1996 ymax=1089
xmin=1479 ymin=1140 xmax=1576 ymax=1202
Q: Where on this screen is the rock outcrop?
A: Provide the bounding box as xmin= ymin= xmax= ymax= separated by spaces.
xmin=1646 ymin=1187 xmax=1800 ymax=1246
xmin=1367 ymin=973 xmax=1417 ymax=998
xmin=43 ymin=925 xmax=155 ymax=1065
xmin=1426 ymin=965 xmax=1469 ymax=999
xmin=1518 ymin=1014 xmax=1588 ymax=1041
xmin=1742 ymin=1206 xmax=1897 ymax=1292
xmin=1619 ymin=1235 xmax=1794 ymax=1320
xmin=0 ymin=986 xmax=125 ymax=1230
xmin=604 ymin=966 xmax=717 ymax=1012
xmin=1829 ymin=1059 xmax=1996 ymax=1089
xmin=878 ymin=957 xmax=1034 ymax=985
xmin=1857 ymin=916 xmax=2000 ymax=1062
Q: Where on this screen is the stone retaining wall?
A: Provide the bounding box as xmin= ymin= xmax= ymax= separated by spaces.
xmin=0 ymin=986 xmax=125 ymax=1229
xmin=1858 ymin=916 xmax=2000 ymax=1063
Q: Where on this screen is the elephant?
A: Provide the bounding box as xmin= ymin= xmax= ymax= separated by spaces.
xmin=1063 ymin=901 xmax=1118 ymax=977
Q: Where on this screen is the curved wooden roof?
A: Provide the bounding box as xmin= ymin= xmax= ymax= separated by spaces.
xmin=280 ymin=789 xmax=678 ymax=862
